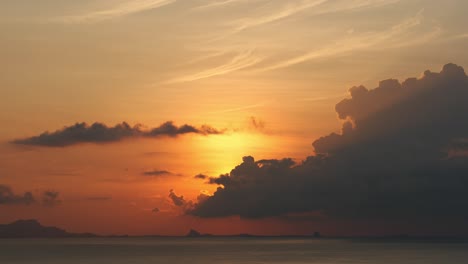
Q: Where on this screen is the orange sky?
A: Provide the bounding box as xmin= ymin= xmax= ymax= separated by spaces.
xmin=1 ymin=0 xmax=468 ymax=236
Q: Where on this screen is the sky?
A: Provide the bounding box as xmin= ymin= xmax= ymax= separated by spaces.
xmin=1 ymin=0 xmax=468 ymax=236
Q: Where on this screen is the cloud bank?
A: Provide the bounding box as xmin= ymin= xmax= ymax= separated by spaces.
xmin=0 ymin=185 xmax=35 ymax=205
xmin=12 ymin=121 xmax=223 ymax=147
xmin=0 ymin=185 xmax=61 ymax=207
xmin=188 ymin=63 xmax=468 ymax=225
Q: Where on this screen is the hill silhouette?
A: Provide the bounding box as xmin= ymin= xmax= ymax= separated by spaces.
xmin=0 ymin=219 xmax=96 ymax=238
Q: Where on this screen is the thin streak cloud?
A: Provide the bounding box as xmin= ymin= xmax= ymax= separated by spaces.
xmin=55 ymin=0 xmax=176 ymax=23
xmin=297 ymin=94 xmax=348 ymax=102
xmin=232 ymin=0 xmax=329 ymax=33
xmin=193 ymin=0 xmax=251 ymax=11
xmin=310 ymin=0 xmax=401 ymax=15
xmin=210 ymin=102 xmax=268 ymax=114
xmin=166 ymin=49 xmax=262 ymax=83
xmin=258 ymin=10 xmax=439 ymax=72
xmin=225 ymin=0 xmax=400 ymax=34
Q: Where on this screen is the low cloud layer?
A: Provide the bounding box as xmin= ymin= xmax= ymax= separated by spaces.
xmin=0 ymin=185 xmax=34 ymax=205
xmin=42 ymin=191 xmax=61 ymax=207
xmin=0 ymin=185 xmax=61 ymax=207
xmin=188 ymin=63 xmax=468 ymax=224
xmin=12 ymin=121 xmax=223 ymax=147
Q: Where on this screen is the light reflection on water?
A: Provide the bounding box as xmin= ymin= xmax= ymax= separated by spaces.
xmin=0 ymin=238 xmax=467 ymax=264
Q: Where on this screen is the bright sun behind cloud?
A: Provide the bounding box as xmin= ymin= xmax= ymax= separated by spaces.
xmin=193 ymin=132 xmax=274 ymax=175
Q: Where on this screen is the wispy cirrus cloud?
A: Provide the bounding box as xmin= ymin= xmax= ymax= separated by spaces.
xmin=177 ymin=0 xmax=404 ymax=82
xmin=166 ymin=49 xmax=262 ymax=83
xmin=231 ymin=0 xmax=329 ymax=33
xmin=221 ymin=0 xmax=400 ymax=34
xmin=55 ymin=0 xmax=176 ymax=23
xmin=192 ymin=0 xmax=252 ymax=11
xmin=309 ymin=0 xmax=401 ymax=16
xmin=258 ymin=10 xmax=441 ymax=72
xmin=210 ymin=102 xmax=268 ymax=114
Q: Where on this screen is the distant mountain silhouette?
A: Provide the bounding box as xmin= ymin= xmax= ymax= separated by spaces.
xmin=186 ymin=229 xmax=201 ymax=237
xmin=0 ymin=219 xmax=96 ymax=238
xmin=186 ymin=229 xmax=213 ymax=237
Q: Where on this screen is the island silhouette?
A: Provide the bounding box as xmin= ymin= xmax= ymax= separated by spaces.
xmin=3 ymin=219 xmax=465 ymax=240
xmin=0 ymin=219 xmax=96 ymax=238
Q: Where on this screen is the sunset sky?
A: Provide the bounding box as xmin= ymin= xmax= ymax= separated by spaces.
xmin=1 ymin=0 xmax=468 ymax=236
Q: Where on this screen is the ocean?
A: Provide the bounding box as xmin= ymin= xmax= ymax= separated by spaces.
xmin=0 ymin=238 xmax=467 ymax=264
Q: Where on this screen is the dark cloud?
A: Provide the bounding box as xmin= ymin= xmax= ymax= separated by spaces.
xmin=42 ymin=191 xmax=61 ymax=207
xmin=194 ymin=174 xmax=208 ymax=180
xmin=142 ymin=170 xmax=178 ymax=177
xmin=0 ymin=185 xmax=61 ymax=207
xmin=0 ymin=185 xmax=35 ymax=205
xmin=12 ymin=121 xmax=223 ymax=147
xmin=249 ymin=116 xmax=266 ymax=131
xmin=207 ymin=174 xmax=231 ymax=185
xmin=188 ymin=63 xmax=468 ymax=225
xmin=152 ymin=208 xmax=160 ymax=213
xmin=13 ymin=122 xmax=139 ymax=147
xmin=147 ymin=122 xmax=222 ymax=137
xmin=169 ymin=189 xmax=187 ymax=207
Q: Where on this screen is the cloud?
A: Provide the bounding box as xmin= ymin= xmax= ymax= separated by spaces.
xmin=231 ymin=0 xmax=329 ymax=33
xmin=42 ymin=191 xmax=61 ymax=207
xmin=194 ymin=174 xmax=208 ymax=180
xmin=56 ymin=0 xmax=176 ymax=23
xmin=166 ymin=49 xmax=262 ymax=83
xmin=0 ymin=185 xmax=35 ymax=205
xmin=164 ymin=1 xmax=404 ymax=83
xmin=142 ymin=170 xmax=179 ymax=177
xmin=0 ymin=185 xmax=61 ymax=207
xmin=207 ymin=174 xmax=231 ymax=185
xmin=218 ymin=0 xmax=400 ymax=37
xmin=193 ymin=0 xmax=252 ymax=11
xmin=210 ymin=102 xmax=268 ymax=114
xmin=13 ymin=122 xmax=138 ymax=147
xmin=308 ymin=0 xmax=401 ymax=16
xmin=169 ymin=189 xmax=187 ymax=207
xmin=12 ymin=121 xmax=223 ymax=147
xmin=146 ymin=121 xmax=222 ymax=137
xmin=249 ymin=116 xmax=266 ymax=131
xmin=188 ymin=63 xmax=468 ymax=225
xmin=258 ymin=10 xmax=440 ymax=72
xmin=152 ymin=207 xmax=160 ymax=213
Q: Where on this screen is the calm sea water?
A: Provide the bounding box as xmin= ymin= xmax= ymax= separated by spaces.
xmin=0 ymin=238 xmax=467 ymax=264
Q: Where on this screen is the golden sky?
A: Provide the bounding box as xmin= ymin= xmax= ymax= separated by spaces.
xmin=1 ymin=0 xmax=468 ymax=236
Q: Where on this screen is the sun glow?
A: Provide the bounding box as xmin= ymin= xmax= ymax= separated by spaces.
xmin=193 ymin=132 xmax=274 ymax=175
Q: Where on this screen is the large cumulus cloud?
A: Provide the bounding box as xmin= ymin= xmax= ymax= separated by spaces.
xmin=12 ymin=121 xmax=223 ymax=147
xmin=188 ymin=63 xmax=468 ymax=223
